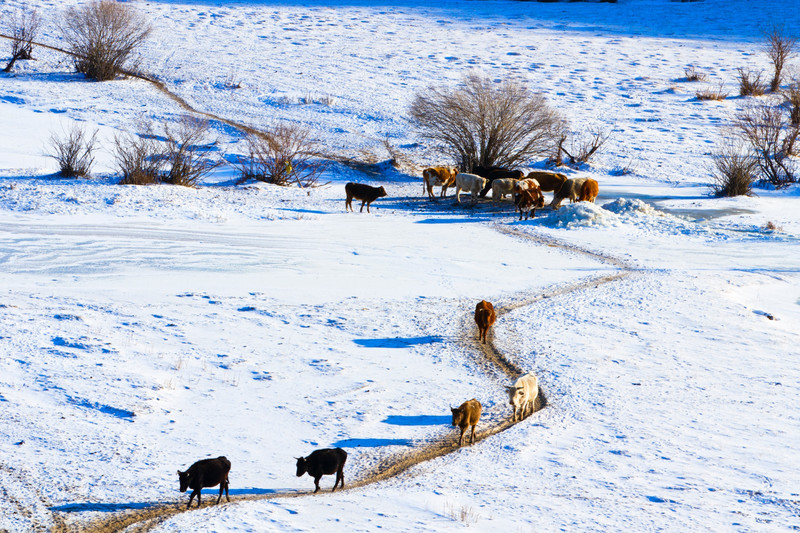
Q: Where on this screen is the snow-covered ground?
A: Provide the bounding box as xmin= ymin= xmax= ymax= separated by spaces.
xmin=1 ymin=0 xmax=799 ymax=531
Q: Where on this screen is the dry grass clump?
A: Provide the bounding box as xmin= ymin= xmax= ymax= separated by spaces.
xmin=710 ymin=140 xmax=757 ymax=197
xmin=737 ymin=68 xmax=766 ymax=97
xmin=684 ymin=66 xmax=708 ymax=82
xmin=696 ymin=81 xmax=728 ymax=101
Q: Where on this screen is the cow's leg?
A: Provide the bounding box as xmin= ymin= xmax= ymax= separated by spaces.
xmin=470 ymin=424 xmax=477 ymax=444
xmin=225 ymin=478 xmax=230 ymax=502
xmin=366 ymin=201 xmax=371 ymax=213
xmin=459 ymin=427 xmax=465 ymax=446
xmin=334 ymin=467 xmax=344 ymax=491
xmin=359 ymin=200 xmax=365 ymax=213
xmin=313 ymin=476 xmax=321 ymax=493
xmin=456 ymin=187 xmax=462 ymax=203
xmin=217 ymin=483 xmax=224 ymax=504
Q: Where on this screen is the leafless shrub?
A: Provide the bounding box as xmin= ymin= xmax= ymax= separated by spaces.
xmin=223 ymin=72 xmax=242 ymax=90
xmin=786 ymin=76 xmax=800 ymax=126
xmin=237 ymin=124 xmax=328 ymax=188
xmin=736 ymin=68 xmax=766 ymax=97
xmin=113 ymin=127 xmax=163 ymax=185
xmin=764 ymin=25 xmax=797 ymax=92
xmin=554 ymin=127 xmax=611 ymax=166
xmin=410 ymin=74 xmax=566 ymax=171
xmin=696 ymin=81 xmax=729 ymax=101
xmin=710 ymin=138 xmax=758 ymax=196
xmin=734 ymin=101 xmax=798 ymax=187
xmin=47 ymin=124 xmax=99 ymax=178
xmin=59 ymin=1 xmax=152 ymax=81
xmin=3 ymin=8 xmax=41 ymax=72
xmin=161 ymin=117 xmax=222 ymax=187
xmin=684 ymin=66 xmax=707 ymax=82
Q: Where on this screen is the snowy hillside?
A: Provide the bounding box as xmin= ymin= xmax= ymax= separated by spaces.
xmin=0 ymin=1 xmax=799 ymax=532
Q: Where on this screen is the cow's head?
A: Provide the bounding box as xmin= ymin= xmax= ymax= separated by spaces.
xmin=451 ymin=406 xmax=464 ymax=427
xmin=378 ymin=186 xmax=387 ymax=198
xmin=177 ymin=470 xmax=192 ymax=492
xmin=506 ymin=386 xmax=523 ymax=405
xmin=295 ymin=457 xmax=308 ymax=477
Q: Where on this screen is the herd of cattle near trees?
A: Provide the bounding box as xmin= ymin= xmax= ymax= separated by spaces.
xmin=176 ymin=297 xmax=538 ymax=507
xmin=344 ymin=166 xmax=599 ymax=217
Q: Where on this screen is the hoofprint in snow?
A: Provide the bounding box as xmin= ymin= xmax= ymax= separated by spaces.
xmin=1 ymin=0 xmax=799 ymax=531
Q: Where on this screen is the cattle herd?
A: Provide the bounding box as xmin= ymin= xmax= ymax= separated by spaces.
xmin=345 ymin=165 xmax=599 ymax=218
xmin=176 ymin=297 xmax=538 ymax=507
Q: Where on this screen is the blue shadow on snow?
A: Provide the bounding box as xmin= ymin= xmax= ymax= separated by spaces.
xmin=353 ymin=336 xmax=443 ymax=348
xmin=382 ymin=415 xmax=450 ymax=426
xmin=332 ymin=438 xmax=412 ymax=448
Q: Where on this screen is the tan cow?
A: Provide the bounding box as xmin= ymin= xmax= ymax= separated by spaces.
xmin=551 ymin=177 xmax=589 ymax=209
xmin=491 ymin=178 xmax=519 ymax=202
xmin=451 ymin=398 xmax=482 ymax=446
xmin=455 ymin=173 xmax=488 ymax=204
xmin=422 ymin=167 xmax=458 ymax=199
xmin=474 ymin=300 xmax=496 ymax=344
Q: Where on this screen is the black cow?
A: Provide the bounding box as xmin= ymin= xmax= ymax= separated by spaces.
xmin=177 ymin=456 xmax=231 ymax=509
xmin=345 ymin=182 xmax=387 ymax=213
xmin=295 ymin=448 xmax=347 ymax=493
xmin=472 ymin=165 xmax=521 ymax=198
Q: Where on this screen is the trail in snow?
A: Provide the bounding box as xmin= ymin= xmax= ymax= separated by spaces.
xmin=50 ymin=226 xmax=637 ymax=533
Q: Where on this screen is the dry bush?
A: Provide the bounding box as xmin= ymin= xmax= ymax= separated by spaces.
xmin=696 ymin=81 xmax=729 ymax=101
xmin=59 ymin=1 xmax=152 ymax=81
xmin=113 ymin=128 xmax=163 ymax=185
xmin=684 ymin=66 xmax=707 ymax=82
xmin=710 ymin=139 xmax=757 ymax=196
xmin=554 ymin=127 xmax=611 ymax=166
xmin=410 ymin=74 xmax=566 ymax=171
xmin=47 ymin=124 xmax=98 ymax=178
xmin=161 ymin=117 xmax=222 ymax=187
xmin=736 ymin=68 xmax=766 ymax=97
xmin=3 ymin=8 xmax=40 ymax=72
xmin=764 ymin=25 xmax=797 ymax=92
xmin=735 ymin=101 xmax=798 ymax=187
xmin=237 ymin=124 xmax=328 ymax=188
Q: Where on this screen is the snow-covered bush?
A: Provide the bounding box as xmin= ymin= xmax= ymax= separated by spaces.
xmin=47 ymin=124 xmax=98 ymax=178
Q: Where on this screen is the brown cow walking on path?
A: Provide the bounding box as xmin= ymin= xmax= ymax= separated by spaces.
xmin=474 ymin=300 xmax=496 ymax=344
xmin=296 ymin=448 xmax=348 ymax=493
xmin=451 ymin=399 xmax=482 ymax=446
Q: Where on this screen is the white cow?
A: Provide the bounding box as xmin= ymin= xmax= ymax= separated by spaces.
xmin=454 ymin=173 xmax=488 ymax=204
xmin=507 ymin=372 xmax=539 ymax=422
xmin=491 ymin=178 xmax=519 ymax=202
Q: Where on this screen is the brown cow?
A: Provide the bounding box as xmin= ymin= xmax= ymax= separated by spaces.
xmin=526 ymin=171 xmax=568 ymax=193
xmin=345 ymin=182 xmax=387 ymax=213
xmin=474 ymin=300 xmax=496 ymax=344
xmin=422 ymin=167 xmax=458 ymax=199
xmin=515 ymin=188 xmax=544 ymax=220
xmin=579 ymin=178 xmax=599 ymax=203
xmin=551 ymin=177 xmax=589 ymax=209
xmin=451 ymin=398 xmax=482 ymax=446
xmin=177 ymin=456 xmax=231 ymax=509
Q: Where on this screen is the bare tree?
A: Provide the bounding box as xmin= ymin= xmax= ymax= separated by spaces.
xmin=555 ymin=127 xmax=612 ymax=166
xmin=47 ymin=124 xmax=98 ymax=178
xmin=736 ymin=67 xmax=766 ymax=97
xmin=59 ymin=1 xmax=152 ymax=81
xmin=734 ymin=101 xmax=798 ymax=187
xmin=710 ymin=137 xmax=758 ymax=196
xmin=765 ymin=26 xmax=797 ymax=92
xmin=3 ymin=8 xmax=41 ymax=72
xmin=161 ymin=116 xmax=222 ymax=187
xmin=237 ymin=124 xmax=328 ymax=188
xmin=409 ymin=74 xmax=566 ymax=171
